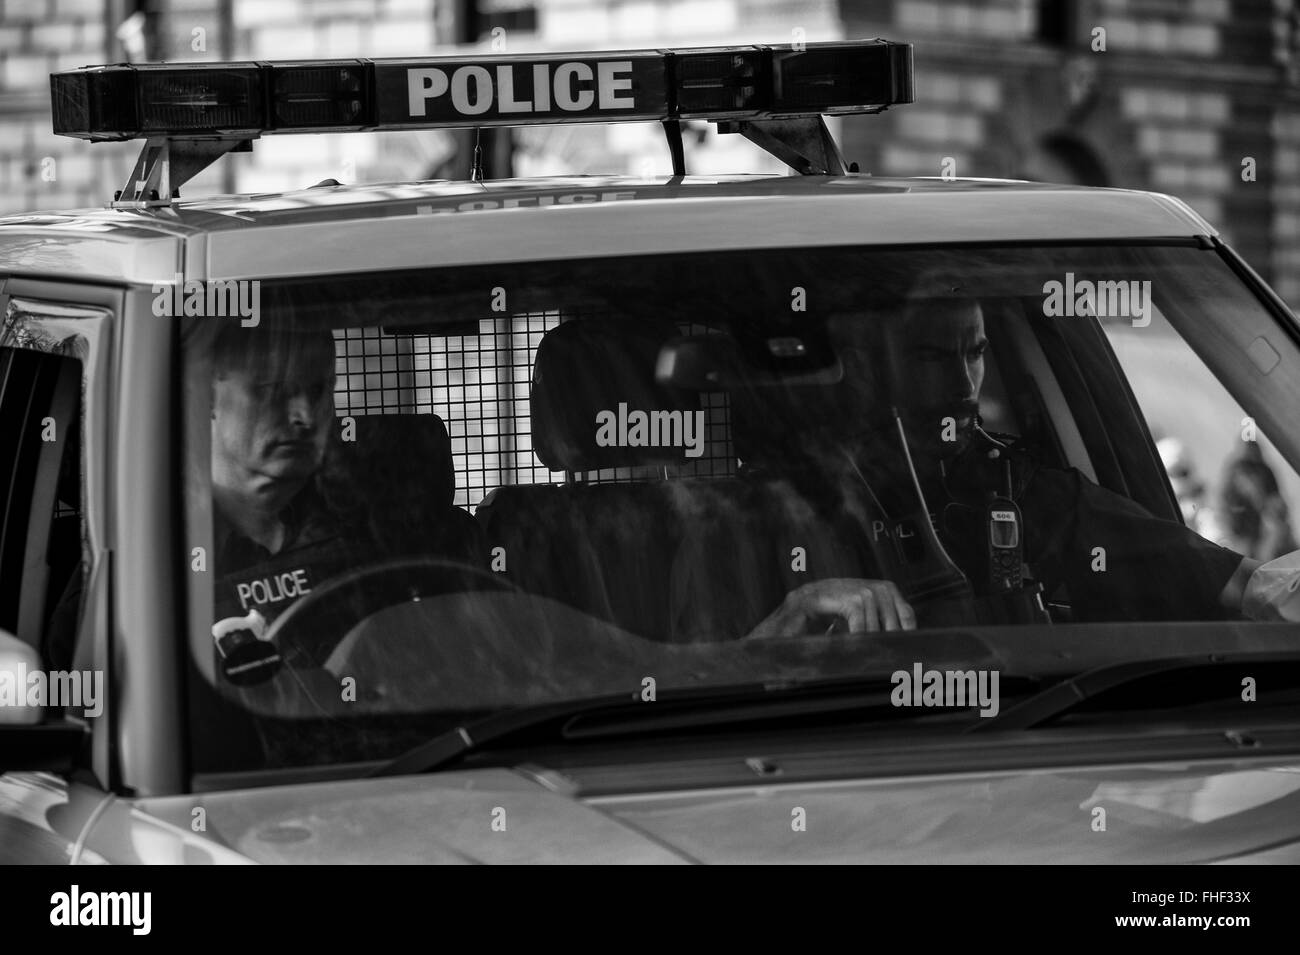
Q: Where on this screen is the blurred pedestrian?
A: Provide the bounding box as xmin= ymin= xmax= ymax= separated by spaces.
xmin=1218 ymin=442 xmax=1298 ymax=562
xmin=1157 ymin=436 xmax=1227 ymax=544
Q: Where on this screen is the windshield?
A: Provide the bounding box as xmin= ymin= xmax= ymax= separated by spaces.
xmin=181 ymin=243 xmax=1300 ymax=773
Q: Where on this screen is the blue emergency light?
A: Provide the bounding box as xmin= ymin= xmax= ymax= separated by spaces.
xmin=51 ymin=39 xmax=912 ymax=140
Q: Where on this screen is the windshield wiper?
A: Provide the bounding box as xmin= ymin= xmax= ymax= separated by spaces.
xmin=369 ymin=690 xmax=646 ymax=778
xmin=370 ymin=674 xmax=1038 ymax=777
xmin=968 ymin=651 xmax=1300 ymax=734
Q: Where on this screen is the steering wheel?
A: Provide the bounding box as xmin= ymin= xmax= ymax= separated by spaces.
xmin=264 ymin=556 xmax=521 ymax=668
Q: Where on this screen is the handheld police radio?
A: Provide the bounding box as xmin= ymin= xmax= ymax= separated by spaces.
xmin=973 ymin=425 xmax=1050 ymax=623
xmin=986 ymin=496 xmax=1024 ymax=592
xmin=985 ymin=448 xmax=1025 ymax=593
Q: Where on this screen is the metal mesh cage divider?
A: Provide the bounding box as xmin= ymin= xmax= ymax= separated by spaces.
xmin=332 ymin=315 xmax=735 ymax=513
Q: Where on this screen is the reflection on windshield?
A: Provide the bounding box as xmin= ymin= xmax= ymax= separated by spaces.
xmin=182 ymin=245 xmax=1300 ymax=771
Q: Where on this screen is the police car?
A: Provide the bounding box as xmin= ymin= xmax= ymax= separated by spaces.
xmin=3 ymin=39 xmax=1300 ymax=865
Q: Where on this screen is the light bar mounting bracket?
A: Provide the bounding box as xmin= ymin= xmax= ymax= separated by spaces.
xmin=112 ymin=136 xmax=254 ymax=208
xmin=715 ymin=116 xmax=847 ymax=176
xmin=661 ymin=119 xmax=686 ymax=177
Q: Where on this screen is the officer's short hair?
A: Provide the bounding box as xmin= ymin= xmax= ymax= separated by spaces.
xmin=211 ymin=319 xmax=336 ymax=387
xmin=830 ymin=272 xmax=981 ymax=349
xmin=896 ymin=296 xmax=983 ymax=335
xmin=892 ymin=269 xmax=982 ymax=329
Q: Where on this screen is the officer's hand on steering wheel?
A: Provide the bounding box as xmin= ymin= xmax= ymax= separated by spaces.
xmin=748 ymin=578 xmax=917 ymax=639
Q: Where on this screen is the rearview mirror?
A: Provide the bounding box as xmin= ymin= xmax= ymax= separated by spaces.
xmin=655 ymin=335 xmax=843 ymax=390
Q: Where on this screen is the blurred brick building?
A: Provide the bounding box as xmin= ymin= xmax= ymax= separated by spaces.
xmin=0 ymin=0 xmax=838 ymax=212
xmin=0 ymin=0 xmax=110 ymax=214
xmin=841 ymin=0 xmax=1300 ymax=304
xmin=2 ymin=0 xmax=1299 ymax=301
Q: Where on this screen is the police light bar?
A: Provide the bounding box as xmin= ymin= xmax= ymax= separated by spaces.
xmin=51 ymin=39 xmax=912 ymax=141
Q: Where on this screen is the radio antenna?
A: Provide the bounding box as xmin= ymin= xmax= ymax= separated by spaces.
xmin=890 ymin=407 xmax=971 ymax=602
xmin=470 ymin=128 xmax=485 ymax=183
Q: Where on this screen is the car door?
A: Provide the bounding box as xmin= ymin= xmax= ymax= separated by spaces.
xmin=0 ymin=284 xmax=116 ymax=862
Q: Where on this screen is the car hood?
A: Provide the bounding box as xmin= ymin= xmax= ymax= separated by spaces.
xmin=119 ymin=756 xmax=1300 ymax=864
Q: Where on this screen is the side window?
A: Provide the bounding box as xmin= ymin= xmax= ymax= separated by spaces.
xmin=0 ymin=297 xmax=106 ymax=673
xmin=0 ymin=346 xmax=84 ymax=666
xmin=1103 ymin=307 xmax=1300 ymax=561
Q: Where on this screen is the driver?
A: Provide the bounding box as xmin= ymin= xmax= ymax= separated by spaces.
xmin=745 ymin=290 xmax=1263 ymax=638
xmin=210 ymin=319 xmax=339 ymax=574
xmin=207 ymin=318 xmax=489 ymax=640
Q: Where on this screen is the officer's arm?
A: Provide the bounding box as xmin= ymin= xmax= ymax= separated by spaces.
xmin=1233 ymin=549 xmax=1300 ymax=621
xmin=1218 ymin=556 xmax=1261 ymax=613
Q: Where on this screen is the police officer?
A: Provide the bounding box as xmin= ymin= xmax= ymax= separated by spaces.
xmin=749 ymin=293 xmax=1263 ymax=637
xmin=206 ymin=317 xmax=487 ymax=631
xmin=209 ymin=319 xmax=339 ymax=573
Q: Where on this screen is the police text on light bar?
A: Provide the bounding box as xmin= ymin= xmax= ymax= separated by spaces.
xmin=50 ymin=40 xmax=913 ymax=140
xmin=407 ymin=61 xmax=637 ymax=117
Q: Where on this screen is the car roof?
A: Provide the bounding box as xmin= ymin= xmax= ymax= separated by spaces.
xmin=0 ymin=174 xmax=1216 ymax=285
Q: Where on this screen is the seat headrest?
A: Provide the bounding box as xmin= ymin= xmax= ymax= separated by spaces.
xmin=531 ymin=318 xmax=700 ymax=472
xmin=729 ymin=379 xmax=846 ymax=469
xmin=321 ymin=412 xmax=457 ymax=515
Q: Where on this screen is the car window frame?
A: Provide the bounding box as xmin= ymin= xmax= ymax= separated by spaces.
xmin=175 ymin=238 xmax=1300 ymax=780
xmin=0 ymin=279 xmax=119 ymax=790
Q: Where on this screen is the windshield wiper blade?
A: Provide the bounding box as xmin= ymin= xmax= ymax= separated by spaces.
xmin=368 ymin=697 xmax=625 ymax=778
xmin=369 ymin=683 xmax=778 ymax=778
xmin=370 ymin=674 xmax=1040 ymax=777
xmin=968 ymin=650 xmax=1300 ymax=734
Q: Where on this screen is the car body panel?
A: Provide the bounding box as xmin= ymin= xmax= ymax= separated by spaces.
xmin=0 ymin=177 xmax=1214 ymax=285
xmin=586 ymin=759 xmax=1300 ymax=865
xmin=0 ymin=215 xmax=184 ymax=286
xmin=126 ymin=768 xmax=686 ymax=864
xmin=0 ymin=772 xmax=115 ymax=865
xmin=63 ymin=756 xmax=1300 ymax=864
xmin=3 ymin=158 xmax=1297 ymax=867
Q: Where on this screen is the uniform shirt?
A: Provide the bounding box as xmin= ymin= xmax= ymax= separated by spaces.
xmin=930 ymin=433 xmax=1242 ymax=628
xmin=212 ymin=485 xmax=338 ymax=575
xmin=210 ymin=482 xmax=488 ymax=629
xmin=211 ymin=485 xmax=355 ymax=628
xmin=936 ymin=457 xmax=1245 ymax=622
xmin=669 ymin=436 xmax=1247 ymax=638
